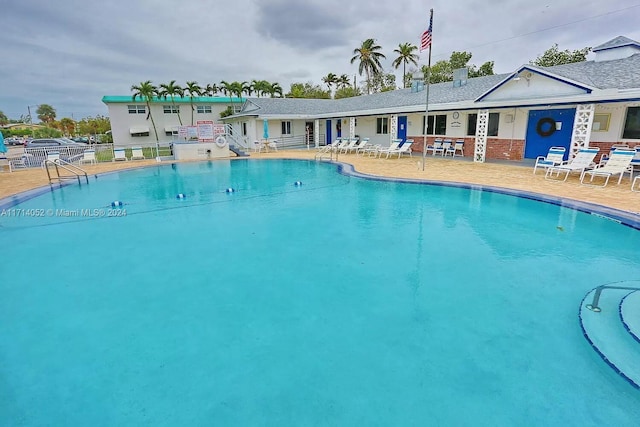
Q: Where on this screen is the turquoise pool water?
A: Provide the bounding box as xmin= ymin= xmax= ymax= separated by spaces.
xmin=1 ymin=159 xmax=639 ymax=426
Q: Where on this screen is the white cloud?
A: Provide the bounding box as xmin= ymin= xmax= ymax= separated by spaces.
xmin=0 ymin=0 xmax=639 ymax=120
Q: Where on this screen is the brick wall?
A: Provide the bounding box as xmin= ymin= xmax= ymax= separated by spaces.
xmin=408 ymin=136 xmax=525 ymax=160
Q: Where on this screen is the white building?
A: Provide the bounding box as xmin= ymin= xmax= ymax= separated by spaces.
xmin=102 ymin=96 xmax=244 ymax=147
xmin=104 ymin=36 xmax=640 ymax=162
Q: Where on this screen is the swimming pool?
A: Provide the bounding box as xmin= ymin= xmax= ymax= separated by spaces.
xmin=1 ymin=159 xmax=639 ymax=425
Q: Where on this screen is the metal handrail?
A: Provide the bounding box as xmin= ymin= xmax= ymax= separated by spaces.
xmin=586 ymin=282 xmax=640 ymax=312
xmin=44 ymin=159 xmax=89 ymax=185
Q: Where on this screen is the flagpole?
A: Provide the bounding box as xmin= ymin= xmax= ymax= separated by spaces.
xmin=421 ymin=8 xmax=433 ymax=172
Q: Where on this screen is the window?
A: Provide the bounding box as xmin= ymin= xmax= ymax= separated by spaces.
xmin=128 ymin=105 xmax=146 ymax=114
xmin=376 ymin=117 xmax=388 ymax=134
xmin=197 ymin=106 xmax=212 ymax=114
xmin=281 ymin=121 xmax=291 ymax=135
xmin=467 ymin=113 xmax=499 ymax=137
xmin=622 ymin=107 xmax=640 ymax=139
xmin=131 ymin=131 xmax=149 ymax=137
xmin=242 ymin=122 xmax=248 ymax=136
xmin=592 ymin=113 xmax=610 ymax=132
xmin=163 ymin=105 xmax=179 ymax=114
xmin=165 ymin=130 xmax=178 ymax=136
xmin=422 ymin=114 xmax=447 ymax=135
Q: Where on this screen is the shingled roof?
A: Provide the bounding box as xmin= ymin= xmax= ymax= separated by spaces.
xmin=228 ymin=37 xmax=640 ymax=120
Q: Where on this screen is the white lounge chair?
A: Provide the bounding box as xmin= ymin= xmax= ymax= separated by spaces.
xmin=545 ymin=148 xmax=599 ymax=181
xmin=533 ymin=146 xmax=566 ymax=174
xmin=580 ymin=149 xmax=635 ymax=186
xmin=130 ymin=146 xmax=145 ymax=160
xmin=376 ymin=139 xmax=403 ymax=158
xmin=78 ymin=149 xmax=97 ymax=165
xmin=340 ymin=138 xmax=359 ymax=154
xmin=113 ymin=148 xmax=128 ymax=161
xmin=392 ymin=139 xmax=414 ymax=159
xmin=353 ymin=138 xmax=370 ymax=155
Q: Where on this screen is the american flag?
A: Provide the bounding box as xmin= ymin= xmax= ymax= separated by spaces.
xmin=420 ymin=13 xmax=433 ymax=52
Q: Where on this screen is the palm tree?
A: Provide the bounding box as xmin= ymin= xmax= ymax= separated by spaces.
xmin=158 ymin=80 xmax=184 ymax=125
xmin=205 ymin=83 xmax=219 ymax=97
xmin=267 ymin=82 xmax=283 ymax=98
xmin=337 ymin=74 xmax=351 ymax=89
xmin=392 ymin=43 xmax=419 ymax=88
xmin=184 ymin=81 xmax=202 ymax=125
xmin=131 ymin=80 xmax=160 ymax=159
xmin=322 ymin=73 xmax=338 ymax=92
xmin=350 ymin=39 xmax=386 ymax=94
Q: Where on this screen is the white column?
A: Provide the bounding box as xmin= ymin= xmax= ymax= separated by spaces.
xmin=349 ymin=117 xmax=356 ymax=140
xmin=314 ymin=119 xmax=319 ymax=149
xmin=570 ymin=104 xmax=595 ymax=160
xmin=390 ymin=114 xmax=398 ymax=143
xmin=474 ymin=109 xmax=489 ymax=163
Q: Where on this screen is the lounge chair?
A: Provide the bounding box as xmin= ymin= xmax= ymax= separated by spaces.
xmin=545 ymin=148 xmax=599 ymax=181
xmin=340 ymin=138 xmax=360 ymax=154
xmin=131 ymin=146 xmax=145 ymax=160
xmin=376 ymin=139 xmax=403 ymax=158
xmin=41 ymin=151 xmax=60 ymax=168
xmin=0 ymin=155 xmax=11 ymax=173
xmin=580 ymin=149 xmax=635 ymax=186
xmin=395 ymin=139 xmax=414 ymax=158
xmin=353 ymin=138 xmax=370 ymax=155
xmin=632 ymin=175 xmax=640 ymax=192
xmin=427 ymin=139 xmax=444 ymax=156
xmin=113 ymin=148 xmax=128 ymax=161
xmin=78 ymin=149 xmax=97 ymax=165
xmin=533 ymin=146 xmax=566 ymax=174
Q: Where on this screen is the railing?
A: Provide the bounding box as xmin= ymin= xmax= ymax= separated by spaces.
xmin=44 ymin=159 xmax=89 ymax=185
xmin=586 ymin=281 xmax=640 ymax=312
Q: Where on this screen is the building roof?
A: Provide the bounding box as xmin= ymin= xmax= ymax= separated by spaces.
xmin=230 ymin=48 xmax=640 ymax=119
xmin=102 ymin=96 xmax=245 ymax=104
xmin=592 ymin=35 xmax=640 ymax=52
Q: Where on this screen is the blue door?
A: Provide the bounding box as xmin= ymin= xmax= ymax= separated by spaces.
xmin=397 ymin=116 xmax=408 ymax=142
xmin=326 ymin=120 xmax=332 ymax=145
xmin=524 ymin=108 xmax=575 ymax=160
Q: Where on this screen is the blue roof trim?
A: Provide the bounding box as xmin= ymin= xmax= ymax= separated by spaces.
xmin=476 ymin=66 xmax=594 ymax=102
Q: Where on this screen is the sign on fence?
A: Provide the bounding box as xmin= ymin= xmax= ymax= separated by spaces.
xmin=196 ymin=121 xmax=214 ymax=142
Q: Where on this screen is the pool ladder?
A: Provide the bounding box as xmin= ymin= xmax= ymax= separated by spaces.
xmin=44 ymin=159 xmax=89 ymax=186
xmin=586 ymin=282 xmax=640 ymax=312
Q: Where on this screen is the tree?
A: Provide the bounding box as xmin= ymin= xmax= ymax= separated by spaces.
xmin=392 ymin=43 xmax=419 ymax=88
xmin=205 ymin=83 xmax=219 ymax=96
xmin=351 ymin=39 xmax=386 ymax=94
xmin=266 ymin=82 xmax=283 ymax=98
xmin=77 ymin=115 xmax=110 ymax=136
xmin=158 ymin=80 xmax=184 ymax=125
xmin=322 ymin=73 xmax=338 ymax=94
xmin=336 ymin=74 xmax=351 ymax=89
xmin=530 ymin=44 xmax=591 ymax=67
xmin=184 ymin=81 xmax=203 ymax=125
xmin=0 ymin=110 xmax=8 ymax=126
xmin=131 ymin=80 xmax=160 ymax=158
xmin=59 ymin=117 xmax=76 ymax=135
xmin=422 ymin=51 xmax=494 ymax=84
xmin=334 ymin=86 xmax=362 ymax=99
xmin=285 ymin=82 xmax=330 ymax=99
xmin=37 ymin=104 xmax=56 ymax=124
xmin=368 ymin=71 xmax=396 ymax=93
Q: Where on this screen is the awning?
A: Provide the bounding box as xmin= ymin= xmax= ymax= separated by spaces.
xmin=164 ymin=125 xmax=179 ymax=132
xmin=129 ymin=126 xmax=150 ymax=134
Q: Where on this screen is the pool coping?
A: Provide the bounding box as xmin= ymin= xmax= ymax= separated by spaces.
xmin=1 ymin=158 xmax=640 ymax=231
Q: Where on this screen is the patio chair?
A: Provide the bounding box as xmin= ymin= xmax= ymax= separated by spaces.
xmin=41 ymin=151 xmax=60 ymax=168
xmin=441 ymin=139 xmax=453 ymax=157
xmin=78 ymin=149 xmax=97 ymax=165
xmin=354 ymin=138 xmax=370 ymax=155
xmin=0 ymin=155 xmax=11 ymax=173
xmin=533 ymin=146 xmax=566 ymax=174
xmin=254 ymin=140 xmax=264 ymax=153
xmin=545 ymin=148 xmax=599 ymax=181
xmin=268 ymin=140 xmax=278 ymax=151
xmin=130 ymin=146 xmax=145 ymax=160
xmin=450 ymin=140 xmax=464 ymax=157
xmin=580 ymin=149 xmax=635 ymax=186
xmin=376 ymin=139 xmax=403 ymax=158
xmin=427 ymin=139 xmax=444 ymax=156
xmin=632 ymin=175 xmax=640 ymax=192
xmin=340 ymin=138 xmax=360 ymax=154
xmin=113 ymin=148 xmax=128 ymax=161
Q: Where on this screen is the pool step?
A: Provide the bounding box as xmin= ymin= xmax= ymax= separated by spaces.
xmin=620 ymin=291 xmax=640 ymax=345
xmin=579 ymin=288 xmax=640 ymax=389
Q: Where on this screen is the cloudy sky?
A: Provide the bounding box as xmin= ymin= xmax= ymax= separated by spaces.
xmin=1 ymin=0 xmax=639 ymax=121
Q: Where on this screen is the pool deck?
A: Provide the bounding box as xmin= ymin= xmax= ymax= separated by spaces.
xmin=1 ymin=150 xmax=639 ymax=216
